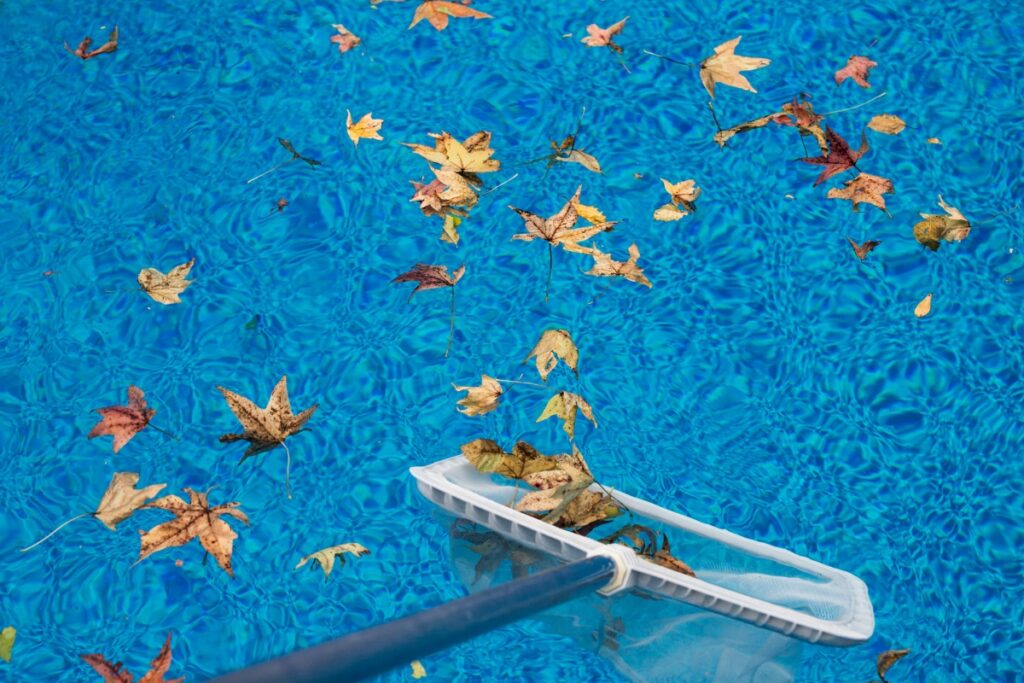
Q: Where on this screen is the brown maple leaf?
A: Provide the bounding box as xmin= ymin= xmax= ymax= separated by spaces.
xmin=88 ymin=386 xmax=156 ymax=453
xmin=699 ymin=36 xmax=770 ymax=98
xmin=404 ymin=130 xmax=500 ymax=182
xmin=525 ymin=329 xmax=579 ymax=381
xmin=218 ymin=376 xmax=318 ymax=497
xmin=65 ymin=26 xmax=118 ymax=61
xmin=82 ymin=632 xmax=183 ymax=683
xmin=846 ymin=237 xmax=881 ymax=261
xmin=393 ymin=264 xmax=466 ymax=356
xmin=137 ymin=488 xmax=249 ymax=576
xmin=834 ymin=55 xmax=877 ymax=88
xmin=798 ymin=126 xmax=868 ymax=186
xmin=573 ymin=242 xmax=653 ymax=288
xmin=138 ymin=258 xmax=195 ymax=305
xmin=409 ymin=1 xmax=492 ymax=31
xmin=827 ymin=173 xmax=895 ymax=215
xmin=581 ymin=16 xmax=628 ymax=54
xmin=330 ymin=24 xmax=361 ymax=53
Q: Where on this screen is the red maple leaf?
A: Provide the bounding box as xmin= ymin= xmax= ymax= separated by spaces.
xmin=798 ymin=127 xmax=868 ymax=186
xmin=82 ymin=632 xmax=183 ymax=683
xmin=87 ymin=385 xmax=156 ymax=453
xmin=834 ymin=55 xmax=877 ymax=88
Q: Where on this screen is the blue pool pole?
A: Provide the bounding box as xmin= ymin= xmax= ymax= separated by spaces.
xmin=207 ymin=554 xmax=616 ymax=683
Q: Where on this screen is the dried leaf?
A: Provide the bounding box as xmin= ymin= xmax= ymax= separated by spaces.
xmin=914 ymin=293 xmax=932 ymax=318
xmin=404 ymin=131 xmax=500 ymax=177
xmin=411 ymin=660 xmax=427 ymax=678
xmin=0 ymin=627 xmax=14 ymax=663
xmin=913 ymin=195 xmax=970 ymax=251
xmin=578 ymin=243 xmax=652 ymax=288
xmin=555 ymin=149 xmax=602 ymax=173
xmin=88 ymin=386 xmax=156 ymax=453
xmin=799 ymin=127 xmax=869 ymax=186
xmin=834 ymin=55 xmax=877 ymax=88
xmin=652 ymin=535 xmax=696 ymax=577
xmin=346 ymin=110 xmax=384 ymax=145
xmin=440 ymin=213 xmax=462 ymax=245
xmin=927 ymin=137 xmax=942 ymax=145
xmin=278 ymin=137 xmax=322 ymax=167
xmin=510 ymin=185 xmax=616 ymax=248
xmin=452 ymin=375 xmax=503 ymax=416
xmin=699 ymin=36 xmax=770 ymax=98
xmin=571 ymin=199 xmax=606 ymax=225
xmin=138 ymin=489 xmax=249 ymax=576
xmin=295 ymin=542 xmax=370 ymax=581
xmin=82 ymin=632 xmax=183 ymax=683
xmin=525 ymin=329 xmax=579 ymax=381
xmin=653 ymin=204 xmax=687 ymax=222
xmin=138 ymin=258 xmax=195 ymax=305
xmin=715 ymin=97 xmax=826 ymax=152
xmin=827 ymin=173 xmax=894 ymax=215
xmin=409 ymin=1 xmax=492 ymax=31
xmin=655 ymin=178 xmax=700 ymax=220
xmin=847 ymin=237 xmax=881 ymax=261
xmin=94 ymin=472 xmax=167 ymax=530
xmin=392 ymin=263 xmax=465 ymax=294
xmin=330 ymin=24 xmax=361 ymax=53
xmin=218 ymin=376 xmax=318 ymax=461
xmin=460 ymin=439 xmax=561 ymax=480
xmin=581 ymin=16 xmax=628 ymax=52
xmin=536 ymin=391 xmax=597 ymax=440
xmin=876 ymin=648 xmax=910 ymax=681
xmin=867 ymin=114 xmax=906 ymax=135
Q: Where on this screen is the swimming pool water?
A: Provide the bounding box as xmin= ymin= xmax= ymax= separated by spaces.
xmin=1 ymin=0 xmax=1023 ymax=681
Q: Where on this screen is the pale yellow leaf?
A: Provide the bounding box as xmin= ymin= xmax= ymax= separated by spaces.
xmin=914 ymin=293 xmax=932 ymax=318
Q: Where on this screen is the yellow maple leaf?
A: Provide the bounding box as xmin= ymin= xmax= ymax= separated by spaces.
xmin=536 ymin=391 xmax=597 ymax=440
xmin=409 ymin=1 xmax=492 ymax=31
xmin=452 ymin=375 xmax=503 ymax=416
xmin=346 ymin=110 xmax=384 ymax=145
xmin=404 ymin=131 xmax=500 ymax=177
xmin=137 ymin=258 xmax=195 ymax=305
xmin=699 ymin=36 xmax=770 ymax=98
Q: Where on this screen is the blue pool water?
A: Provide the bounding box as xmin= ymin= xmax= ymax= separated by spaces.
xmin=2 ymin=0 xmax=1023 ymax=680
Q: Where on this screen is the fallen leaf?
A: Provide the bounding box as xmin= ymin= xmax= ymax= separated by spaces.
xmin=914 ymin=293 xmax=932 ymax=318
xmin=218 ymin=376 xmax=318 ymax=466
xmin=138 ymin=489 xmax=249 ymax=576
xmin=571 ymin=198 xmax=606 ymax=225
xmin=275 ymin=197 xmax=288 ymax=212
xmin=393 ymin=264 xmax=466 ymax=356
xmin=847 ymin=237 xmax=881 ymax=261
xmin=834 ymin=55 xmax=877 ymax=88
xmin=65 ymin=26 xmax=118 ymax=61
xmin=510 ymin=185 xmax=616 ymax=249
xmin=876 ymin=648 xmax=910 ymax=682
xmin=460 ymin=439 xmax=561 ymax=480
xmin=278 ymin=138 xmax=322 ymax=168
xmin=409 ymin=1 xmax=492 ymax=31
xmin=295 ymin=542 xmax=370 ymax=581
xmin=452 ymin=375 xmax=503 ymax=416
xmin=576 ymin=243 xmax=652 ymax=288
xmin=699 ymin=36 xmax=770 ymax=98
xmin=654 ymin=178 xmax=700 ymax=220
xmin=913 ymin=195 xmax=970 ymax=251
xmin=411 ymin=660 xmax=427 ymax=678
xmin=652 ymin=535 xmax=697 ymax=576
xmin=525 ymin=329 xmax=579 ymax=381
xmin=867 ymin=114 xmax=906 ymax=135
xmin=330 ymin=24 xmax=361 ymax=53
xmin=0 ymin=627 xmax=14 ymax=663
xmin=138 ymin=258 xmax=195 ymax=305
xmin=536 ymin=390 xmax=597 ymax=440
xmin=440 ymin=213 xmax=462 ymax=245
xmin=88 ymin=386 xmax=156 ymax=453
xmin=827 ymin=173 xmax=895 ymax=215
xmin=715 ymin=97 xmax=827 ymax=152
xmin=927 ymin=137 xmax=942 ymax=145
xmin=581 ymin=16 xmax=628 ymax=54
xmin=555 ymin=148 xmax=602 ymax=173
xmin=799 ymin=127 xmax=868 ymax=186
xmin=95 ymin=473 xmax=167 ymax=530
xmin=405 ymin=131 xmax=500 ymax=182
xmin=602 ymin=525 xmax=695 ymax=576
xmin=82 ymin=632 xmax=183 ymax=683
xmin=393 ymin=263 xmax=465 ymax=294
xmin=346 ymin=110 xmax=384 ymax=145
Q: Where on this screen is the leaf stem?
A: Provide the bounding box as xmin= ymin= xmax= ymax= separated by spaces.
xmin=707 ymin=101 xmax=723 ymax=133
xmin=445 ymin=285 xmax=455 ymax=358
xmin=480 ymin=173 xmax=520 ymax=198
xmin=491 ymin=378 xmax=547 ymax=389
xmin=642 ymin=49 xmax=695 ymax=67
xmin=974 ymin=203 xmax=1021 ymax=226
xmin=20 ymin=512 xmax=93 ymax=552
xmin=821 ymin=91 xmax=888 ymax=116
xmin=149 ymin=423 xmax=181 ymax=442
xmin=546 ymin=243 xmax=553 ymax=303
xmin=282 ymin=440 xmax=293 ymax=500
xmin=246 ymin=158 xmax=295 ymax=185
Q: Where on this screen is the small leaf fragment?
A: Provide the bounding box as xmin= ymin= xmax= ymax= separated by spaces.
xmin=556 ymin=149 xmax=602 ymax=174
xmin=876 ymin=648 xmax=910 ymax=681
xmin=847 ymin=237 xmax=881 ymax=261
xmin=330 ymin=24 xmax=361 ymax=53
xmin=834 ymin=55 xmax=877 ymax=88
xmin=82 ymin=631 xmax=182 ymax=683
xmin=927 ymin=137 xmax=942 ymax=145
xmin=0 ymin=626 xmax=14 ymax=663
xmin=295 ymin=543 xmax=370 ymax=581
xmin=411 ymin=660 xmax=427 ymax=679
xmin=867 ymin=114 xmax=906 ymax=135
xmin=914 ymin=293 xmax=932 ymax=318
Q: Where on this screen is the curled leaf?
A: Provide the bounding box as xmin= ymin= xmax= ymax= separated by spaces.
xmin=555 ymin=149 xmax=602 ymax=174
xmin=914 ymin=293 xmax=932 ymax=318
xmin=65 ymin=26 xmax=118 ymax=61
xmin=867 ymin=114 xmax=906 ymax=135
xmin=392 ymin=263 xmax=465 ymax=294
xmin=295 ymin=543 xmax=370 ymax=581
xmin=82 ymin=632 xmax=182 ymax=683
xmin=913 ymin=195 xmax=970 ymax=251
xmin=536 ymin=391 xmax=597 ymax=440
xmin=452 ymin=375 xmax=503 ymax=416
xmin=581 ymin=17 xmax=628 ymax=53
xmin=876 ymin=648 xmax=910 ymax=681
xmin=460 ymin=439 xmax=561 ymax=480
xmin=847 ymin=237 xmax=881 ymax=261
xmin=138 ymin=258 xmax=195 ymax=305
xmin=0 ymin=627 xmax=14 ymax=663
xmin=411 ymin=660 xmax=427 ymax=678
xmin=525 ymin=329 xmax=579 ymax=381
